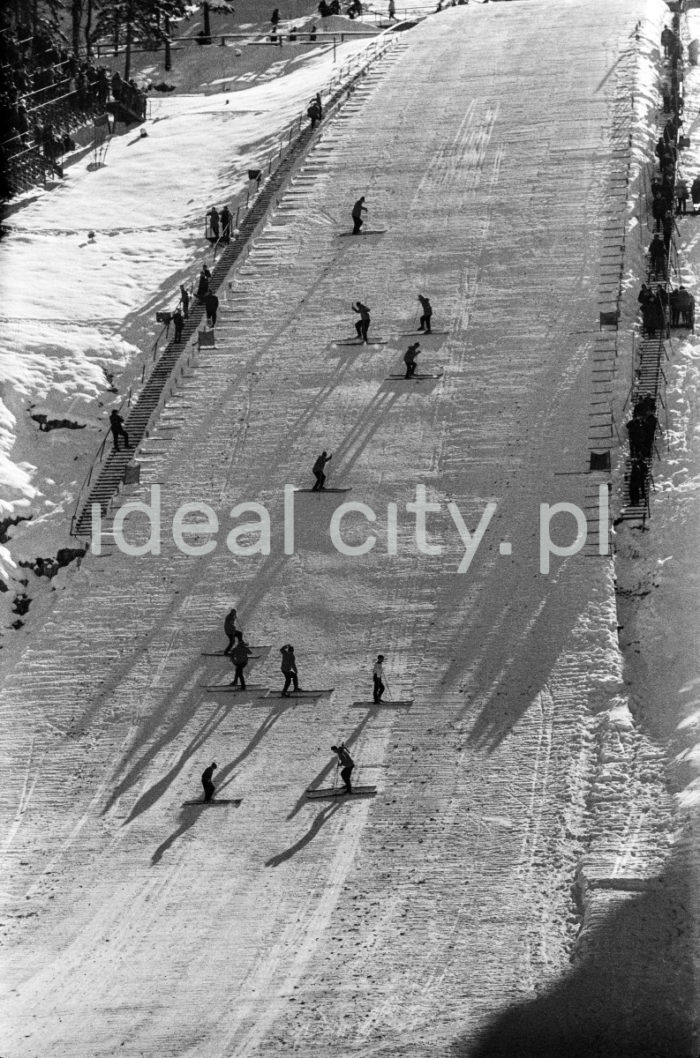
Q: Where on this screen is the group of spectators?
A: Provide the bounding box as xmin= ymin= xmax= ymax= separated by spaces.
xmin=630 ymin=15 xmax=691 ymax=509
xmin=637 ymin=282 xmax=694 ymax=337
xmin=317 ymin=1 xmax=363 ymax=17
xmin=0 ymin=17 xmax=147 ymax=199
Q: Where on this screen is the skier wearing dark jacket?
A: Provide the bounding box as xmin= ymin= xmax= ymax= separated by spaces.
xmin=331 ymin=743 xmax=354 ymax=793
xmin=312 ymin=450 xmax=332 ymax=491
xmin=417 ymin=294 xmax=432 ymax=333
xmin=352 ymin=301 xmax=370 ymax=342
xmin=280 ymin=644 xmax=299 ymax=696
xmin=201 ymin=762 xmax=217 ymax=802
xmin=229 ymin=634 xmax=253 ymax=689
xmin=223 ymin=607 xmax=239 ymax=654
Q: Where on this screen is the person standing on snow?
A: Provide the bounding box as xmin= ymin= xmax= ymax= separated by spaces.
xmin=351 ymin=195 xmax=367 ymax=234
xmin=403 ymin=342 xmax=420 ymax=379
xmin=201 ymin=762 xmax=217 ymax=802
xmin=223 ymin=607 xmax=240 ymax=654
xmin=280 ymin=644 xmax=299 ymax=697
xmin=311 ymin=450 xmax=332 ymax=491
xmin=331 ymin=743 xmax=354 ymax=794
xmin=352 ymin=300 xmax=371 ymax=342
xmin=109 ymin=409 xmax=129 ymax=451
xmin=229 ymin=633 xmax=253 ymax=690
xmin=417 ymin=294 xmax=433 ymax=333
xmin=373 ymin=654 xmax=385 ymax=703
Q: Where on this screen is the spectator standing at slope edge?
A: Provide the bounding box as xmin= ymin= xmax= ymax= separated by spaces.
xmin=196 ymin=265 xmax=211 ymax=301
xmin=180 ymin=283 xmax=190 ymax=319
xmin=109 ymin=409 xmax=129 ymax=450
xmin=691 ymin=174 xmax=700 ymax=213
xmin=208 ymin=206 xmax=220 ymax=241
xmin=205 ymin=289 xmax=219 ymax=326
xmin=220 ymin=205 xmax=232 ymax=242
xmin=172 ymin=306 xmax=184 ymax=342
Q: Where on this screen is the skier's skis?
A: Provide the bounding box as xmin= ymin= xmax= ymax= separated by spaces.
xmin=350 ymin=699 xmax=414 ymax=707
xmin=337 ymin=229 xmax=387 ymax=237
xmin=295 ymin=487 xmax=351 ymax=493
xmin=305 ymin=785 xmax=377 ymax=799
xmin=333 ymin=339 xmax=388 ymax=347
xmin=182 ymin=798 xmax=242 ymax=806
xmin=255 ymin=688 xmax=334 ymax=700
xmin=385 ymin=371 xmax=444 ymax=380
xmin=201 ymin=683 xmax=267 ymax=692
xmin=399 ymin=330 xmax=449 ymax=336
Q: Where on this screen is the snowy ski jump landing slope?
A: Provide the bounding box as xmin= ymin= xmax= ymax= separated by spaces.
xmin=0 ymin=1 xmax=691 ymax=1056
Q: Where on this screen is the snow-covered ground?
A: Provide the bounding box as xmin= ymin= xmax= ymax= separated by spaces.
xmin=1 ymin=0 xmax=698 ymax=1055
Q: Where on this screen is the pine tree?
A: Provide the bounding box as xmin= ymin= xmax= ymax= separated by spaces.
xmin=92 ymin=0 xmax=186 ymax=80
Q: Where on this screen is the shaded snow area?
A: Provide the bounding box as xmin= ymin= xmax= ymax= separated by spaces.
xmin=0 ymin=1 xmax=698 ymax=1056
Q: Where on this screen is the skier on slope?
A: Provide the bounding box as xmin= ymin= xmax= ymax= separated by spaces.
xmin=417 ymin=294 xmax=433 ymax=334
xmin=311 ymin=450 xmax=332 ymax=491
xmin=223 ymin=606 xmax=239 ymax=654
xmin=352 ymin=301 xmax=371 ymax=342
xmin=229 ymin=633 xmax=253 ymax=690
xmin=331 ymin=743 xmax=354 ymax=794
xmin=201 ymin=762 xmax=217 ymax=803
xmin=403 ymin=342 xmax=421 ymax=379
xmin=280 ymin=644 xmax=300 ymax=697
xmin=373 ymin=654 xmax=385 ymax=703
xmin=351 ymin=195 xmax=367 ymax=234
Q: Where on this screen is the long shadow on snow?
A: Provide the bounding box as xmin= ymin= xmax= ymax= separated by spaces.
xmin=151 ymin=803 xmax=203 ymax=864
xmin=454 ymin=846 xmax=694 ymax=1058
xmin=329 ymin=388 xmax=402 ymax=480
xmin=115 ymin=694 xmax=234 ymax=823
xmin=215 ymin=700 xmax=296 ymax=792
xmin=265 ymin=801 xmax=344 ymax=867
xmin=286 ymin=712 xmax=374 ymax=822
xmin=438 ymin=551 xmax=587 ymax=752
